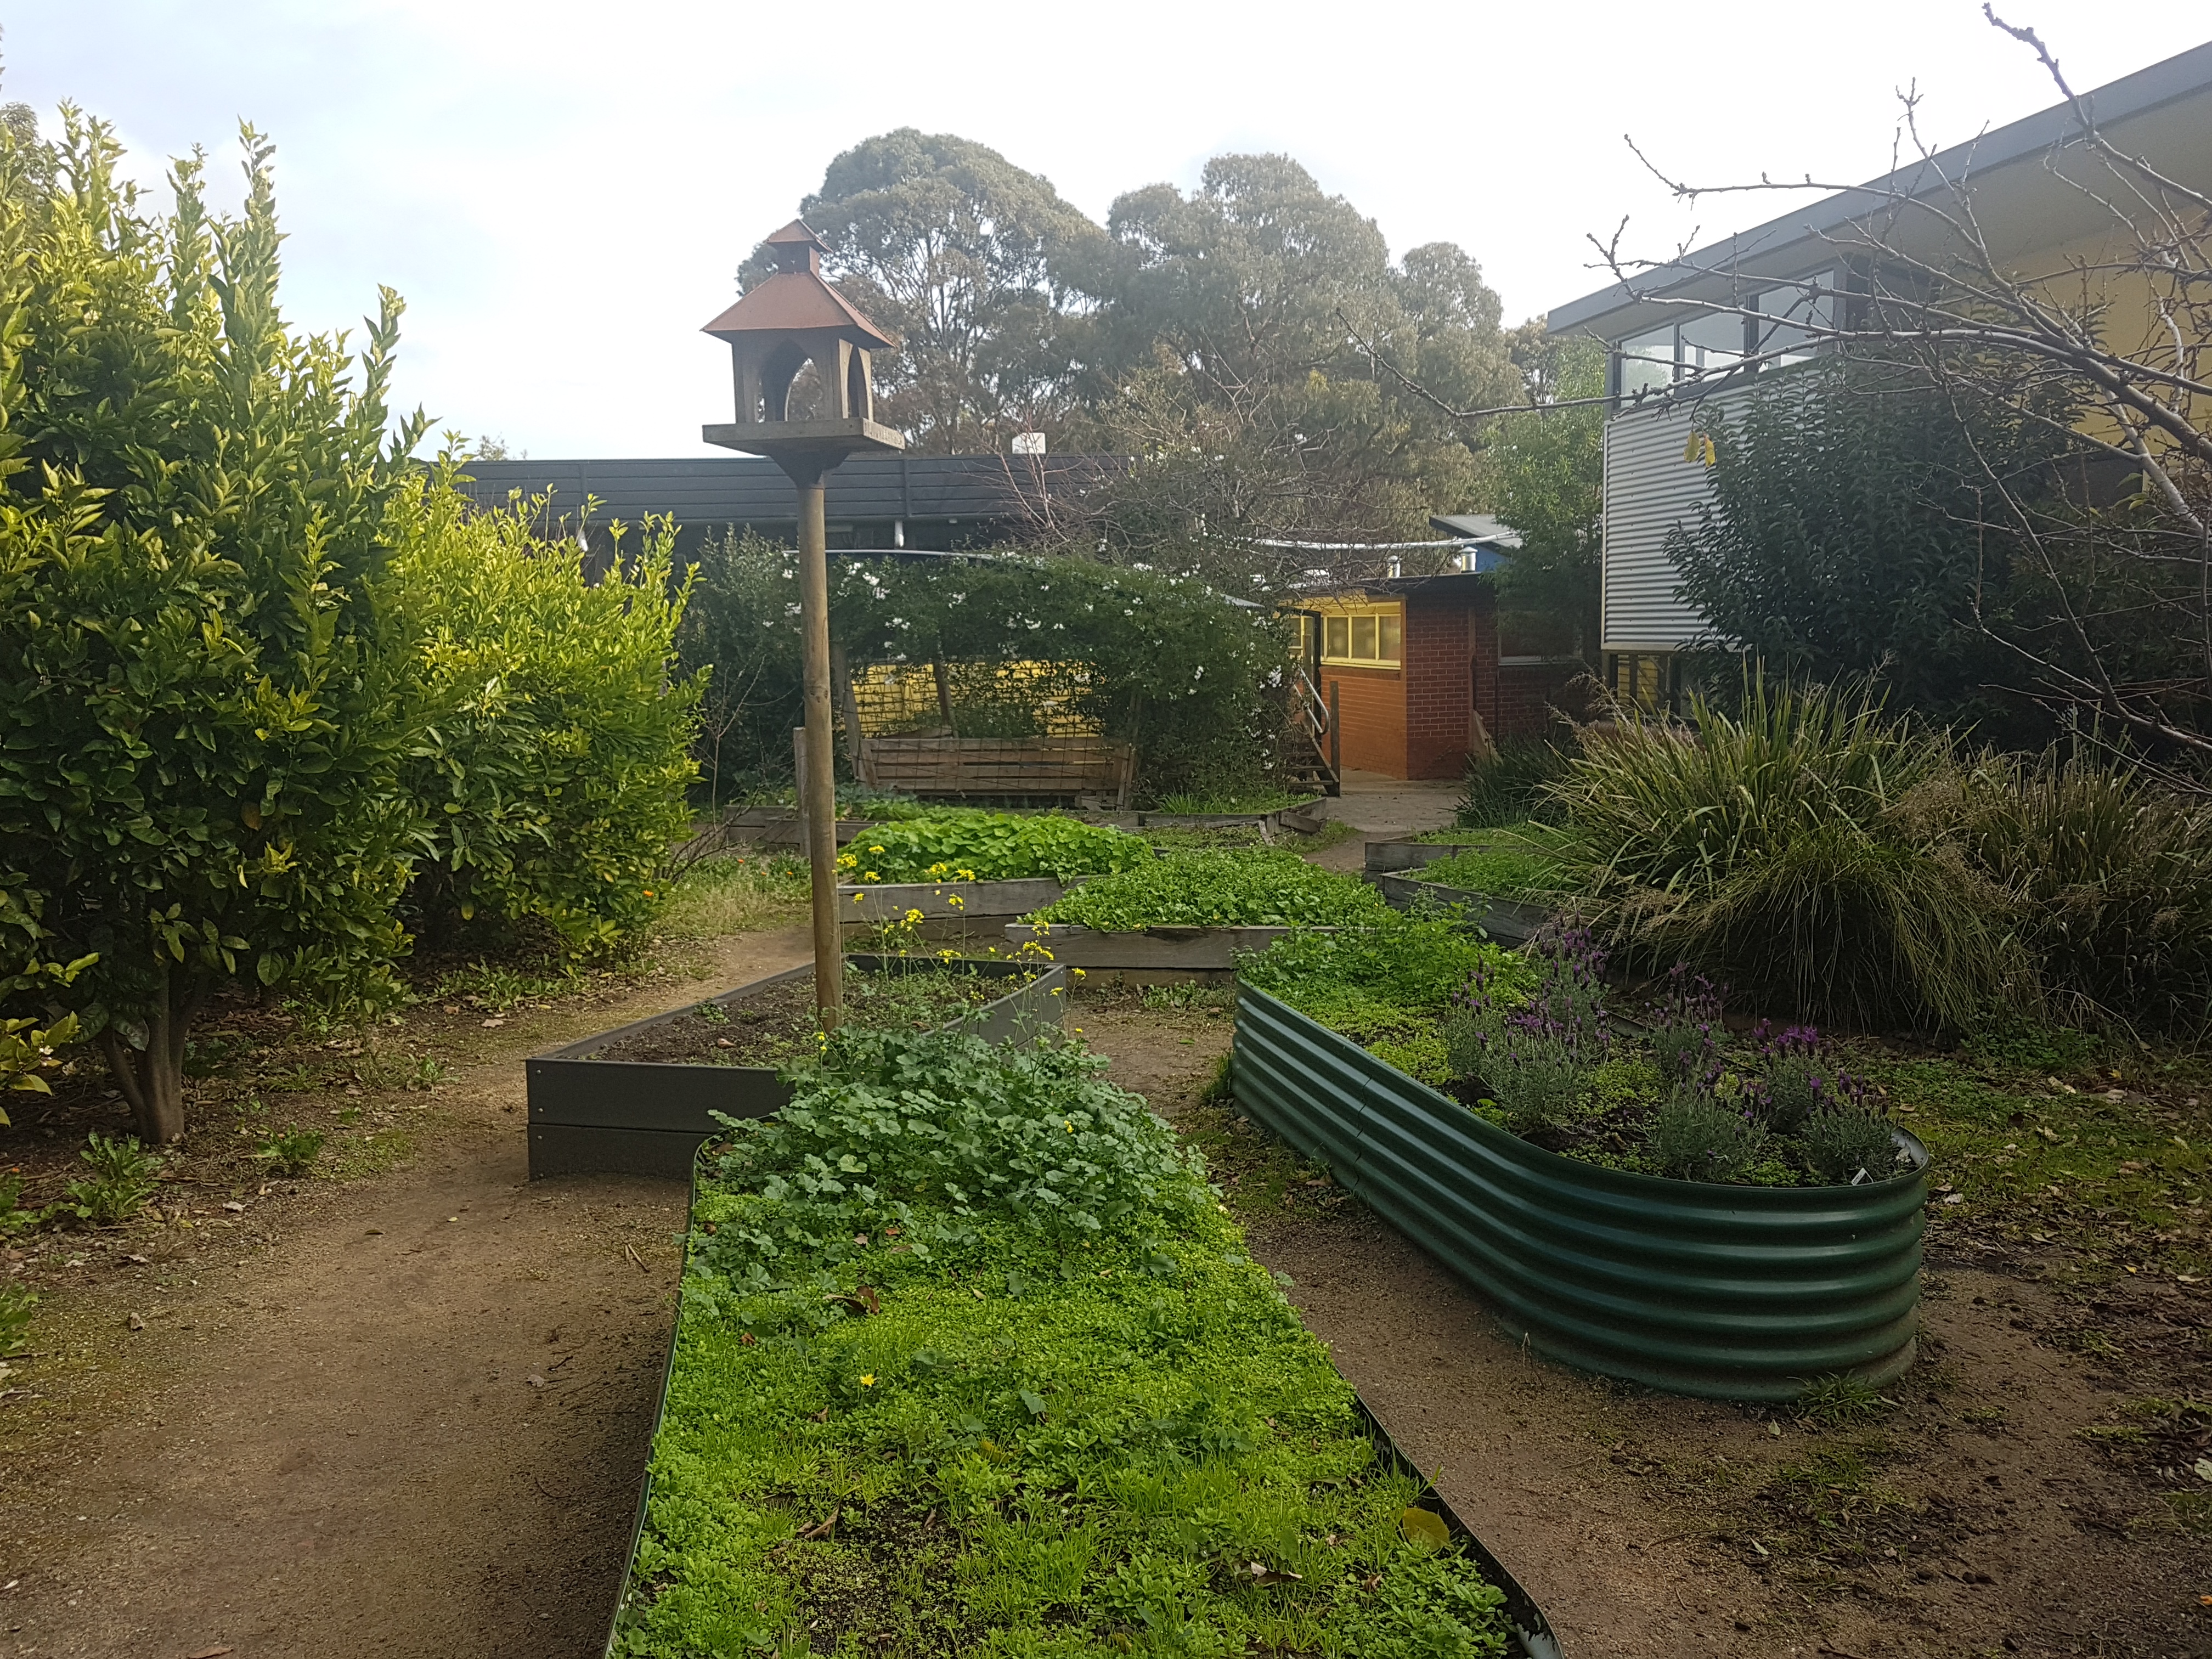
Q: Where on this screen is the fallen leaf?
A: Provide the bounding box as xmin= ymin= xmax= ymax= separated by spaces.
xmin=126 ymin=1254 xmax=149 ymax=1266
xmin=1399 ymin=1508 xmax=1450 ymax=1551
xmin=2194 ymin=1458 xmax=2212 ymax=1483
xmin=810 ymin=1406 xmax=830 ymax=1423
xmin=481 ymin=1018 xmax=504 ymax=1029
xmin=1942 ymin=1193 xmax=1966 ymax=1206
xmin=625 ymin=1244 xmax=648 ymax=1273
xmin=221 ymin=1201 xmax=245 ymax=1214
xmin=126 ymin=1313 xmax=144 ymax=1331
xmin=1246 ymin=1561 xmax=1304 ymax=1585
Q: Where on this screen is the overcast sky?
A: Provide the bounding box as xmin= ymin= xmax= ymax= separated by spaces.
xmin=9 ymin=3 xmax=2207 ymax=459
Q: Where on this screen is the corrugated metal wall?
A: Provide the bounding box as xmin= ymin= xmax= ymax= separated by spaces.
xmin=1600 ymin=387 xmax=1753 ymax=653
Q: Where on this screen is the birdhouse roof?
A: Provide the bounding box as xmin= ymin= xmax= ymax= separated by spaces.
xmin=700 ymin=221 xmax=896 ymax=348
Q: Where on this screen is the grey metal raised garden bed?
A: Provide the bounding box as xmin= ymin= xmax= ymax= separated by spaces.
xmin=1002 ymin=920 xmax=1301 ymax=973
xmin=599 ymin=1146 xmax=1564 ymax=1659
xmin=1366 ymin=871 xmax=1553 ymax=945
xmin=1362 ymin=837 xmax=1485 ymax=875
xmin=1232 ymin=984 xmax=1928 ymax=1402
xmin=526 ymin=956 xmax=1070 ymax=1180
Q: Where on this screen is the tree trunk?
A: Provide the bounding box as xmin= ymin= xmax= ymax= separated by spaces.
xmin=94 ymin=971 xmax=204 ymax=1144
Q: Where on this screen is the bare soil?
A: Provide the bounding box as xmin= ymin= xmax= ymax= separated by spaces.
xmin=1079 ymin=998 xmax=2212 ymax=1659
xmin=0 ymin=927 xmax=810 ymax=1659
xmin=585 ymin=974 xmax=816 ymax=1067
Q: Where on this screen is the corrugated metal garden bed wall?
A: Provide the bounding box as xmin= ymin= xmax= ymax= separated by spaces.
xmin=1232 ymin=986 xmax=1928 ymax=1402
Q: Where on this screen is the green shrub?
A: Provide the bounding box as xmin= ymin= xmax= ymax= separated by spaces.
xmin=1649 ymin=1087 xmax=1771 ymax=1182
xmin=392 ymin=474 xmax=702 ymax=957
xmin=617 ymin=1028 xmax=1512 ymax=1656
xmin=0 ymin=1284 xmax=31 ymax=1355
xmin=0 ymin=120 xmax=421 ymax=1141
xmin=1457 ymin=738 xmax=1572 ymax=828
xmin=1948 ymin=751 xmax=2212 ymax=1034
xmin=837 ymin=810 xmax=1151 ymax=885
xmin=1548 ymin=678 xmax=2026 ymax=1030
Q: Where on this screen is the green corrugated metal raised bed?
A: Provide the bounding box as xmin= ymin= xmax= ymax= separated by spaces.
xmin=1231 ymin=985 xmax=1928 ymax=1402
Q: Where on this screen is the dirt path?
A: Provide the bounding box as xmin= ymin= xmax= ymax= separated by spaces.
xmin=1082 ymin=1001 xmax=2212 ymax=1659
xmin=0 ymin=927 xmax=809 ymax=1659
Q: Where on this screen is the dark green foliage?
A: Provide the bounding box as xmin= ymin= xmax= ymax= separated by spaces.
xmin=1946 ymin=751 xmax=2212 ymax=1034
xmin=620 ymin=1029 xmax=1512 ymax=1656
xmin=1455 ymin=740 xmax=1571 ymax=828
xmin=1668 ymin=358 xmax=2069 ymax=741
xmin=838 ymin=811 xmax=1149 ymax=884
xmin=391 ymin=474 xmax=701 ymax=957
xmin=0 ymin=1284 xmax=30 ymax=1354
xmin=1547 ymin=678 xmax=2028 ymax=1031
xmin=254 ymin=1126 xmax=325 ymax=1176
xmin=1480 ymin=329 xmax=1605 ymax=654
xmin=1037 ymin=851 xmax=1387 ymax=930
xmin=0 ymin=117 xmax=422 ymax=1141
xmin=679 ymin=538 xmax=1292 ymax=803
xmin=64 ymin=1131 xmax=162 ymax=1224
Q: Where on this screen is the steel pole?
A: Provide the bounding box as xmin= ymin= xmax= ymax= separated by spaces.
xmin=796 ymin=477 xmax=843 ymax=1028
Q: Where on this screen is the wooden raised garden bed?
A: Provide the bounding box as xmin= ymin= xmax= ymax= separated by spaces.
xmin=526 ymin=956 xmax=1070 ymax=1179
xmin=1133 ymin=796 xmax=1328 ymax=832
xmin=1362 ymin=837 xmax=1484 ymax=875
xmin=1231 ymin=985 xmax=1928 ymax=1402
xmin=856 ymin=735 xmax=1136 ymax=807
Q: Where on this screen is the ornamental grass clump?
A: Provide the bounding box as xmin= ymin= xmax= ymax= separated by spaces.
xmin=619 ymin=1027 xmax=1515 ymax=1657
xmin=1546 ymin=677 xmax=2025 ymax=1032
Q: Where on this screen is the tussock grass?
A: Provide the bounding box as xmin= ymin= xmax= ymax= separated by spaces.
xmin=661 ymin=852 xmax=810 ymax=939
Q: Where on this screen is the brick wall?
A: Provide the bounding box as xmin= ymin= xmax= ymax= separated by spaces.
xmin=1403 ymin=596 xmax=1474 ymax=780
xmin=1494 ymin=662 xmax=1582 ymax=742
xmin=1318 ymin=664 xmax=1404 ymax=776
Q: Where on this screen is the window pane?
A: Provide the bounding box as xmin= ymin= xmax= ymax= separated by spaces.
xmin=1616 ymin=325 xmax=1674 ymax=397
xmin=1324 ymin=616 xmax=1349 ymax=658
xmin=1754 ymin=277 xmax=1832 ymax=367
xmin=1679 ymin=309 xmax=1745 ymax=377
xmin=1351 ymin=614 xmax=1378 ymax=659
xmin=1378 ymin=614 xmax=1401 ymax=662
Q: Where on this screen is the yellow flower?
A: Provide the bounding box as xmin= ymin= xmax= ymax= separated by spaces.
xmin=859 ymin=1374 xmax=876 ymax=1386
xmin=865 ymin=872 xmax=881 ymax=882
xmin=870 ymin=844 xmax=885 ymax=854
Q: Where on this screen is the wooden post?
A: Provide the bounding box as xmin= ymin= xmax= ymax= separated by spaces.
xmin=830 ymin=640 xmax=866 ymax=778
xmin=932 ymin=658 xmax=956 ymax=733
xmin=796 ymin=477 xmax=843 ymax=1028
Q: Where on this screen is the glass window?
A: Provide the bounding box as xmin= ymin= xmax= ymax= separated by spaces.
xmin=1616 ymin=325 xmax=1675 ymax=397
xmin=1324 ymin=615 xmax=1349 ymax=659
xmin=1379 ymin=614 xmax=1401 ymax=662
xmin=1679 ymin=309 xmax=1746 ymax=377
xmin=1351 ymin=614 xmax=1379 ymax=660
xmin=1753 ymin=276 xmax=1833 ymax=368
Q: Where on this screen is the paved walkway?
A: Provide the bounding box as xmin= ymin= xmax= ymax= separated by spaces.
xmin=1305 ymin=770 xmax=1461 ymax=869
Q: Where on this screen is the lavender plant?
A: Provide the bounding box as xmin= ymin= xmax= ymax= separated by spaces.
xmin=1649 ymin=963 xmax=1724 ymax=1087
xmin=1444 ymin=929 xmax=1612 ymax=1131
xmin=1649 ymin=1085 xmax=1772 ymax=1182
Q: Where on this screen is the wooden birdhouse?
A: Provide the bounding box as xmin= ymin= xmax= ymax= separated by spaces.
xmin=700 ymin=220 xmax=904 ymax=471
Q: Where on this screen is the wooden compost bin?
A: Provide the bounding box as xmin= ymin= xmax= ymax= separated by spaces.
xmin=526 ymin=956 xmax=1070 ymax=1178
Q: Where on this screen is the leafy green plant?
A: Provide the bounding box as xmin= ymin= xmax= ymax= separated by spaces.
xmin=838 ymin=810 xmax=1150 ymax=885
xmin=0 ymin=1284 xmax=32 ymax=1355
xmin=1796 ymin=1107 xmax=1902 ymax=1186
xmin=0 ymin=1173 xmax=37 ymax=1238
xmin=255 ymin=1127 xmax=325 ymax=1177
xmin=1037 ymin=850 xmax=1387 ymax=930
xmin=1548 ymin=676 xmax=2027 ymax=1030
xmin=64 ymin=1132 xmax=163 ymax=1225
xmin=1419 ymin=838 xmax=1565 ymax=898
xmin=617 ymin=1026 xmax=1513 ymax=1656
xmin=0 ymin=120 xmax=422 ymax=1142
xmin=1239 ymin=912 xmax=1523 ymax=1042
xmin=1150 ymin=788 xmax=1306 ymax=814
xmin=661 ymin=852 xmax=809 ymax=938
xmin=392 ymin=470 xmax=702 ymax=958
xmin=1649 ymin=1087 xmax=1771 ymax=1182
xmin=433 ymin=959 xmax=581 ymax=1014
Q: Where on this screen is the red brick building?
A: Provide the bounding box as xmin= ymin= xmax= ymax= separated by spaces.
xmin=1295 ymin=575 xmax=1580 ymax=780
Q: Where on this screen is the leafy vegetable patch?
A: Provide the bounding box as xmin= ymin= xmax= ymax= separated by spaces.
xmin=614 ymin=1028 xmax=1513 ymax=1657
xmin=839 ymin=811 xmax=1152 ymax=885
xmin=1037 ymin=851 xmax=1389 ymax=931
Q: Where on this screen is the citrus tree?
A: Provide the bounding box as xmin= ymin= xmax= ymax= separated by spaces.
xmin=0 ymin=114 xmax=424 ymax=1142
